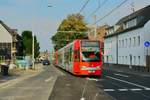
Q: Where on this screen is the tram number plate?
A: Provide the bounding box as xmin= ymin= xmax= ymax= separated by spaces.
xmin=88 ymin=70 xmax=95 ymax=73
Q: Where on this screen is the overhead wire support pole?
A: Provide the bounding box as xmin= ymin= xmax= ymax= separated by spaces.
xmin=79 ymin=0 xmax=90 ymax=14
xmin=93 ymin=15 xmax=97 ymax=39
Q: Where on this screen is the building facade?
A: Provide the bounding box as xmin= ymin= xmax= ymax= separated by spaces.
xmin=88 ymin=25 xmax=108 ymax=42
xmin=0 ymin=20 xmax=23 ymax=60
xmin=104 ymin=5 xmax=150 ymax=69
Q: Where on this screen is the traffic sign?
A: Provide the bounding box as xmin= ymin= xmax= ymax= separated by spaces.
xmin=144 ymin=41 xmax=150 ymax=47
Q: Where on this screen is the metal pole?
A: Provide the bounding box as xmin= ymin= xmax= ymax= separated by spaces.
xmin=93 ymin=15 xmax=97 ymax=39
xmin=32 ymin=33 xmax=35 ymax=69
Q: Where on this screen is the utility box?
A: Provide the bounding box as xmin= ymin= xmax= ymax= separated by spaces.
xmin=0 ymin=63 xmax=9 ymax=76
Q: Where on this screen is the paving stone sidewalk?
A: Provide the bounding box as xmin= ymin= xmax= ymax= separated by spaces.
xmin=0 ymin=63 xmax=44 ymax=84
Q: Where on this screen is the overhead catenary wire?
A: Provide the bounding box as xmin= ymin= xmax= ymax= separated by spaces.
xmin=86 ymin=0 xmax=109 ymax=19
xmin=79 ymin=0 xmax=91 ymax=14
xmin=94 ymin=0 xmax=128 ymax=24
xmin=57 ymin=31 xmax=88 ymax=34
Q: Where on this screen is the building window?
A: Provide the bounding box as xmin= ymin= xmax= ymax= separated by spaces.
xmin=0 ymin=43 xmax=11 ymax=58
xmin=129 ymin=38 xmax=131 ymax=47
xmin=138 ymin=56 xmax=140 ymax=66
xmin=124 ymin=18 xmax=137 ymax=29
xmin=137 ymin=36 xmax=140 ymax=46
xmin=134 ymin=56 xmax=136 ymax=65
xmin=122 ymin=39 xmax=124 ymax=47
xmin=125 ymin=38 xmax=127 ymax=47
xmin=119 ymin=40 xmax=121 ymax=48
xmin=133 ymin=37 xmax=136 ymax=46
xmin=126 ymin=56 xmax=127 ymax=64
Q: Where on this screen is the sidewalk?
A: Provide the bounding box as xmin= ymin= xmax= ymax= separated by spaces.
xmin=0 ymin=63 xmax=44 ymax=86
xmin=103 ymin=64 xmax=150 ymax=77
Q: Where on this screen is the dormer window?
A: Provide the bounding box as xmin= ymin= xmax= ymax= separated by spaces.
xmin=107 ymin=27 xmax=114 ymax=35
xmin=123 ymin=18 xmax=137 ymax=29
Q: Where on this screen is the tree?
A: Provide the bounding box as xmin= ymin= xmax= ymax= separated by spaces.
xmin=22 ymin=31 xmax=32 ymax=55
xmin=22 ymin=31 xmax=40 ymax=58
xmin=34 ymin=36 xmax=40 ymax=58
xmin=51 ymin=13 xmax=89 ymax=51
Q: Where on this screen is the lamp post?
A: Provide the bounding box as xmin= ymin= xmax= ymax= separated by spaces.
xmin=32 ymin=33 xmax=35 ymax=69
xmin=93 ymin=15 xmax=97 ymax=39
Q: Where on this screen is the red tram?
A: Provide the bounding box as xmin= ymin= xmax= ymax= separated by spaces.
xmin=53 ymin=40 xmax=103 ymax=76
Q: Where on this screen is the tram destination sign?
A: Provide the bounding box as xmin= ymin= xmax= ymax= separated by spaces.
xmin=81 ymin=41 xmax=99 ymax=47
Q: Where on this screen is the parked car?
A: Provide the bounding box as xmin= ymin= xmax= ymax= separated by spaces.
xmin=42 ymin=60 xmax=50 ymax=65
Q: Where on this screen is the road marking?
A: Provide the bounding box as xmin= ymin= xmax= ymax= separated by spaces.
xmin=118 ymin=89 xmax=128 ymax=91
xmin=116 ymin=70 xmax=124 ymax=73
xmin=104 ymin=89 xmax=115 ymax=92
xmin=86 ymin=78 xmax=98 ymax=81
xmin=130 ymin=88 xmax=142 ymax=91
xmin=114 ymin=73 xmax=129 ymax=78
xmin=104 ymin=88 xmax=150 ymax=92
xmin=45 ymin=77 xmax=53 ymax=82
xmin=145 ymin=88 xmax=150 ymax=91
xmin=106 ymin=76 xmax=150 ymax=90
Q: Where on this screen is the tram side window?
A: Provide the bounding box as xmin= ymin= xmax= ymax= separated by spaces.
xmin=74 ymin=50 xmax=80 ymax=62
xmin=58 ymin=53 xmax=62 ymax=65
xmin=64 ymin=48 xmax=70 ymax=65
xmin=69 ymin=47 xmax=73 ymax=62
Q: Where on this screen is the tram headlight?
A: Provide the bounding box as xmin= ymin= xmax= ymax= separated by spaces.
xmin=81 ymin=66 xmax=87 ymax=70
xmin=96 ymin=66 xmax=101 ymax=70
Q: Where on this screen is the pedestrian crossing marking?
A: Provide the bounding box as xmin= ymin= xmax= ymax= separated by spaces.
xmin=118 ymin=89 xmax=128 ymax=91
xmin=104 ymin=89 xmax=115 ymax=91
xmin=145 ymin=88 xmax=150 ymax=90
xmin=103 ymin=88 xmax=150 ymax=92
xmin=130 ymin=88 xmax=142 ymax=91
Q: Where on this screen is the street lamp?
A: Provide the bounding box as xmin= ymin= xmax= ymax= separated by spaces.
xmin=32 ymin=33 xmax=35 ymax=69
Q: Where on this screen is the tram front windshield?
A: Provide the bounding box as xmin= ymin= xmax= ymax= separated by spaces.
xmin=81 ymin=41 xmax=100 ymax=62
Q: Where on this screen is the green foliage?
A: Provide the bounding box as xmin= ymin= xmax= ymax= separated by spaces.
xmin=51 ymin=13 xmax=89 ymax=51
xmin=22 ymin=31 xmax=32 ymax=55
xmin=34 ymin=36 xmax=40 ymax=58
xmin=21 ymin=31 xmax=40 ymax=58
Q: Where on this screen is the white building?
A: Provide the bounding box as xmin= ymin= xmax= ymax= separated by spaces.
xmin=104 ymin=5 xmax=150 ymax=69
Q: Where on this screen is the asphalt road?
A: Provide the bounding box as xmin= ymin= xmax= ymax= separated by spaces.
xmin=94 ymin=69 xmax=150 ymax=100
xmin=49 ymin=66 xmax=112 ymax=100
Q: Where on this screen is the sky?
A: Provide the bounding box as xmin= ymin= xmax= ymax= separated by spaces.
xmin=0 ymin=0 xmax=149 ymax=52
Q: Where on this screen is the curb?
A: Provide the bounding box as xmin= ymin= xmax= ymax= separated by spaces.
xmin=103 ymin=67 xmax=150 ymax=77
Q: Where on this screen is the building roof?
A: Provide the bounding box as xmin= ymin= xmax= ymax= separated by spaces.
xmin=105 ymin=5 xmax=150 ymax=38
xmin=0 ymin=20 xmax=17 ymax=36
xmin=117 ymin=5 xmax=150 ymax=25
